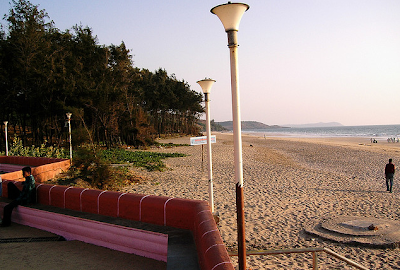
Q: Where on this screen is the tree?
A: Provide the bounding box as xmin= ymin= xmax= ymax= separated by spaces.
xmin=0 ymin=0 xmax=204 ymax=149
xmin=1 ymin=1 xmax=56 ymax=143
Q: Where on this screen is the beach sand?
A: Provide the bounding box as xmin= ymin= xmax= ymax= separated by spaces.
xmin=124 ymin=133 xmax=400 ymax=269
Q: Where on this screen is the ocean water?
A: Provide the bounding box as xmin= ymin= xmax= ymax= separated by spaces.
xmin=244 ymin=125 xmax=400 ymax=139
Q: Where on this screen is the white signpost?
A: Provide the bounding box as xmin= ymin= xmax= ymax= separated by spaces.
xmin=190 ymin=135 xmax=216 ymax=146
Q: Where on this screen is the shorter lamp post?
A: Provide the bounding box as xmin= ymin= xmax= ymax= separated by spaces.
xmin=197 ymin=78 xmax=216 ymax=213
xmin=66 ymin=113 xmax=72 ymax=160
xmin=4 ymin=121 xmax=8 ymax=156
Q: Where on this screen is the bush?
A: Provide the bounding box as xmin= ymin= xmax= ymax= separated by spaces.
xmin=8 ymin=136 xmax=69 ymax=158
xmin=69 ymin=147 xmax=133 ymax=190
xmin=52 ymin=146 xmax=186 ymax=191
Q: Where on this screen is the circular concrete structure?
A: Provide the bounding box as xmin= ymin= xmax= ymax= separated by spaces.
xmin=304 ymin=216 xmax=400 ymax=248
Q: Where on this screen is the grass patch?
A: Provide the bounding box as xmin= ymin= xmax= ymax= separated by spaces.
xmin=99 ymin=148 xmax=186 ymax=171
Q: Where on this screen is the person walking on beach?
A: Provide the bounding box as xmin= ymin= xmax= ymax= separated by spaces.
xmin=385 ymin=159 xmax=395 ymax=193
xmin=1 ymin=167 xmax=36 ymax=227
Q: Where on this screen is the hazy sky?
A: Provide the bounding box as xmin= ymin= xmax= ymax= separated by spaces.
xmin=2 ymin=0 xmax=399 ymax=126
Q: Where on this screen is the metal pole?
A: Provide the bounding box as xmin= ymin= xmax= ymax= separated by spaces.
xmin=68 ymin=120 xmax=72 ymax=160
xmin=312 ymin=251 xmax=318 ymax=270
xmin=228 ymin=247 xmax=369 ymax=270
xmin=202 ymin=144 xmax=204 ymax=169
xmin=204 ymin=93 xmax=214 ymax=213
xmin=228 ymin=29 xmax=246 ymax=270
xmin=4 ymin=121 xmax=8 ymax=156
xmin=323 ymin=248 xmax=369 ymax=270
xmin=66 ymin=113 xmax=72 ymax=160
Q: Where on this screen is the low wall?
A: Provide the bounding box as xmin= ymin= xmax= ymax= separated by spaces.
xmin=0 ymin=202 xmax=169 ymax=262
xmin=1 ymin=182 xmax=233 ymax=270
xmin=0 ymin=156 xmax=70 ymax=184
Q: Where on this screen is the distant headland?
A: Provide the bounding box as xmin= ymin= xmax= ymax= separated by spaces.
xmin=215 ymin=121 xmax=286 ymax=131
xmin=199 ymin=120 xmax=344 ymax=131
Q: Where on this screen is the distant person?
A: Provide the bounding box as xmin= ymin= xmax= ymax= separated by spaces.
xmin=385 ymin=159 xmax=395 ymax=193
xmin=1 ymin=167 xmax=36 ymax=227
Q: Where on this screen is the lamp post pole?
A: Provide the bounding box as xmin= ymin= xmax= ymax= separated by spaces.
xmin=197 ymin=79 xmax=216 ymax=213
xmin=66 ymin=113 xmax=72 ymax=160
xmin=211 ymin=3 xmax=249 ymax=270
xmin=4 ymin=121 xmax=8 ymax=156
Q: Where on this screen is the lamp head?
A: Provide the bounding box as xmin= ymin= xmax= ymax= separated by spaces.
xmin=3 ymin=121 xmax=8 ymax=125
xmin=66 ymin=112 xmax=72 ymax=119
xmin=197 ymin=79 xmax=216 ymax=94
xmin=211 ymin=2 xmax=249 ymax=32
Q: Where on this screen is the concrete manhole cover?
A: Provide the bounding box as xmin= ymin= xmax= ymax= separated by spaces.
xmin=304 ymin=216 xmax=400 ymax=248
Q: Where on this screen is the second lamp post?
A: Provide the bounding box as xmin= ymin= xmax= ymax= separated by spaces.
xmin=197 ymin=78 xmax=216 ymax=213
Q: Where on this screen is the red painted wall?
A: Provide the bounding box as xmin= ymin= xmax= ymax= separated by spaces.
xmin=1 ymin=181 xmax=233 ymax=270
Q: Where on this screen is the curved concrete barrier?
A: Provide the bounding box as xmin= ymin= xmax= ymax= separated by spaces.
xmin=1 ymin=181 xmax=234 ymax=270
xmin=0 ymin=202 xmax=168 ymax=262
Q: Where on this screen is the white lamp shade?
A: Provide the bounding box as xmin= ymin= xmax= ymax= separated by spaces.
xmin=197 ymin=79 xmax=216 ymax=94
xmin=211 ymin=2 xmax=249 ymax=32
xmin=66 ymin=112 xmax=72 ymax=119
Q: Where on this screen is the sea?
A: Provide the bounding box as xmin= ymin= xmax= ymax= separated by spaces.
xmin=244 ymin=124 xmax=400 ymax=141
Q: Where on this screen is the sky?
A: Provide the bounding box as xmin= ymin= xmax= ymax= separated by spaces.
xmin=1 ymin=0 xmax=400 ymax=126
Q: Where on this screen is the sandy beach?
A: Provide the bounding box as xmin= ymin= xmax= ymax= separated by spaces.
xmin=124 ymin=132 xmax=400 ymax=269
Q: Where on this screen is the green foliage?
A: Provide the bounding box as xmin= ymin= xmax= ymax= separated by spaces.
xmin=65 ymin=147 xmax=112 ymax=190
xmin=8 ymin=136 xmax=69 ymax=158
xmin=58 ymin=146 xmax=185 ymax=190
xmin=71 ymin=147 xmax=112 ymax=190
xmin=0 ymin=0 xmax=203 ymax=152
xmin=99 ymin=148 xmax=186 ymax=171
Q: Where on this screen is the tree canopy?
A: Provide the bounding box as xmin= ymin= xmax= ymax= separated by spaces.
xmin=0 ymin=0 xmax=203 ymax=149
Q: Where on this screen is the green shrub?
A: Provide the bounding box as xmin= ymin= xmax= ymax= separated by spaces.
xmin=65 ymin=146 xmax=148 ymax=190
xmin=8 ymin=136 xmax=69 ymax=158
xmin=99 ymin=148 xmax=186 ymax=171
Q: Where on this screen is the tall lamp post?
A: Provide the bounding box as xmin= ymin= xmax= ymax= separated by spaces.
xmin=211 ymin=2 xmax=249 ymax=270
xmin=4 ymin=121 xmax=8 ymax=156
xmin=197 ymin=78 xmax=216 ymax=213
xmin=66 ymin=113 xmax=72 ymax=160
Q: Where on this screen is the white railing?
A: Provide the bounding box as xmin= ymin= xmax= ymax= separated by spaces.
xmin=228 ymin=247 xmax=369 ymax=270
